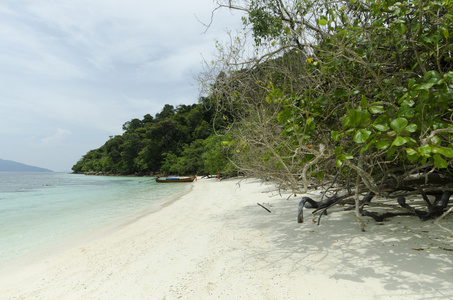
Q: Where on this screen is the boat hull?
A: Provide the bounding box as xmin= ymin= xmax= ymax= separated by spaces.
xmin=156 ymin=176 xmax=196 ymax=183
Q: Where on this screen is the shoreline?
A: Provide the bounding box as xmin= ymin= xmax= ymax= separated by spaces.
xmin=0 ymin=180 xmax=193 ymax=272
xmin=0 ymin=178 xmax=452 ymax=299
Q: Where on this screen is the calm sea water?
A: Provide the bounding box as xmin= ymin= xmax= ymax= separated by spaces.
xmin=0 ymin=172 xmax=190 ymax=266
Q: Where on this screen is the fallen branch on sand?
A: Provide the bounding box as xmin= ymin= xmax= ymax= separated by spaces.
xmin=297 ymin=182 xmax=453 ymax=228
xmin=257 ymin=203 xmax=271 ymax=213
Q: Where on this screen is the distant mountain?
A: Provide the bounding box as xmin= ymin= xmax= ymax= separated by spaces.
xmin=0 ymin=159 xmax=53 ymax=172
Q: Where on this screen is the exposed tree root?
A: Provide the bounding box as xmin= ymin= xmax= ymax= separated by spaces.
xmin=298 ymin=183 xmax=453 ymax=226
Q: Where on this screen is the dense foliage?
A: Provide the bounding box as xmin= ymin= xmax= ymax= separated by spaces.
xmin=202 ymin=0 xmax=453 ymax=225
xmin=72 ymin=102 xmax=233 ymax=175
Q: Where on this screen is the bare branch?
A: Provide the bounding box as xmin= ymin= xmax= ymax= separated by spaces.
xmin=421 ymin=128 xmax=453 ymax=146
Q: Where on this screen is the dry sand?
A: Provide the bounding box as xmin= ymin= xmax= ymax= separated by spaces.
xmin=0 ymin=177 xmax=452 ymax=299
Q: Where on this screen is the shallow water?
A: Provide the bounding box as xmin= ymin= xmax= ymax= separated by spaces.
xmin=0 ymin=172 xmax=190 ymax=265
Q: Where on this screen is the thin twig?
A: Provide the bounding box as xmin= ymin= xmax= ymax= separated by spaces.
xmin=257 ymin=203 xmax=272 ymax=213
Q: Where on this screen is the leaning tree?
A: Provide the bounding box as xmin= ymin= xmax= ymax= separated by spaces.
xmin=201 ymin=0 xmax=453 ymax=229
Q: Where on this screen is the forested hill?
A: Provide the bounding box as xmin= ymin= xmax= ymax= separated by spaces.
xmin=72 ymin=101 xmax=232 ymax=176
xmin=0 ymin=159 xmax=53 ymax=172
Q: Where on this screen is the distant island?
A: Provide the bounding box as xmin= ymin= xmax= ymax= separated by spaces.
xmin=0 ymin=158 xmax=53 ymax=172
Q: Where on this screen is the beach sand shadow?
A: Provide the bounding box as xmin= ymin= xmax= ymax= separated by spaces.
xmin=220 ymin=183 xmax=453 ymax=299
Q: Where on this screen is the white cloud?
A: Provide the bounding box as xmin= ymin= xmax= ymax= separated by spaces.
xmin=40 ymin=129 xmax=72 ymax=145
xmin=0 ymin=0 xmax=245 ymax=171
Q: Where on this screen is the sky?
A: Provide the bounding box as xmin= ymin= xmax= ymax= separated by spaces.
xmin=0 ymin=0 xmax=244 ymax=172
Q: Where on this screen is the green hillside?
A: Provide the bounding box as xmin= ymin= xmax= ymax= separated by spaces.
xmin=72 ymin=101 xmax=233 ymax=176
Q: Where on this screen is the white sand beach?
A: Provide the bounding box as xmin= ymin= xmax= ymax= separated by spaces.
xmin=0 ymin=178 xmax=452 ymax=299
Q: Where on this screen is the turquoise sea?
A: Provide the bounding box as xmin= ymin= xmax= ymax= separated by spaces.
xmin=0 ymin=172 xmax=191 ymax=266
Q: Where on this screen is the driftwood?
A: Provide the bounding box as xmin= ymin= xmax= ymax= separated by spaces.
xmin=362 ymin=183 xmax=453 ymax=222
xmin=297 ymin=193 xmax=354 ymax=224
xmin=298 ymin=181 xmax=453 ymax=224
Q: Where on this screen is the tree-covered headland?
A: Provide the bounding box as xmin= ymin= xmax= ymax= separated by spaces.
xmin=72 ymin=102 xmax=233 ymax=176
xmin=74 ymin=0 xmax=453 ymax=227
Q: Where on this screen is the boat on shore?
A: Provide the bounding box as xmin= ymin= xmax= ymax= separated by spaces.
xmin=155 ymin=175 xmax=196 ymax=183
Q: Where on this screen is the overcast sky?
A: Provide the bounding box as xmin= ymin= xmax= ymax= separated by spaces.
xmin=0 ymin=0 xmax=243 ymax=172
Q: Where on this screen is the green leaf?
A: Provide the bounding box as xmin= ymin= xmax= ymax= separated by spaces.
xmin=443 ymin=29 xmax=450 ymax=39
xmin=398 ymin=23 xmax=408 ymax=34
xmin=353 ymin=129 xmax=371 ymax=144
xmin=406 ymin=124 xmax=418 ymax=132
xmin=432 ymin=146 xmax=453 ymax=158
xmin=349 ymin=109 xmax=371 ymax=128
xmin=390 ymin=118 xmax=408 ymax=135
xmin=407 ymin=154 xmax=420 ymax=162
xmin=331 ymin=131 xmax=340 ymax=142
xmin=372 ymin=124 xmax=389 ymax=131
xmin=406 ymin=148 xmax=418 ymax=156
xmin=369 ymin=106 xmax=384 ymax=114
xmin=342 ymin=116 xmax=351 ymax=130
xmin=334 ymin=146 xmax=342 ymax=155
xmin=335 ymin=154 xmax=352 ymax=168
xmin=392 ymin=136 xmax=408 ymax=147
xmin=336 ymin=157 xmax=343 ymax=167
xmin=386 ymin=147 xmax=397 ymax=159
xmin=397 ymin=105 xmax=415 ymax=118
xmin=285 ymin=26 xmax=291 ymax=35
xmin=433 ymin=154 xmax=448 ymax=168
xmin=316 ymin=172 xmax=325 ymax=180
xmin=360 ymin=144 xmax=369 ymax=153
xmin=398 ymin=92 xmax=408 ymax=104
xmin=360 ymin=95 xmax=368 ymax=107
xmin=360 ymin=139 xmax=376 ymax=153
xmin=431 ymin=135 xmax=441 ymax=145
xmin=401 ymin=98 xmax=415 ymax=107
xmin=418 ymin=144 xmax=432 ymax=156
xmin=416 ymin=82 xmax=435 ymax=90
xmin=387 ymin=131 xmax=397 ymax=137
xmin=376 ymin=140 xmax=390 ymax=150
xmin=423 ymin=70 xmax=442 ymax=82
xmin=374 ymin=114 xmax=389 ymax=124
xmin=318 ymin=18 xmax=328 ymax=26
xmin=406 ymin=137 xmax=417 ymax=146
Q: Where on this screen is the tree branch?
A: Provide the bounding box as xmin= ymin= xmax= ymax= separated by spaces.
xmin=421 ymin=128 xmax=453 ymax=146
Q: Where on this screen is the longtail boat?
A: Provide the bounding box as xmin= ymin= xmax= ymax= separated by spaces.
xmin=155 ymin=175 xmax=196 ymax=183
